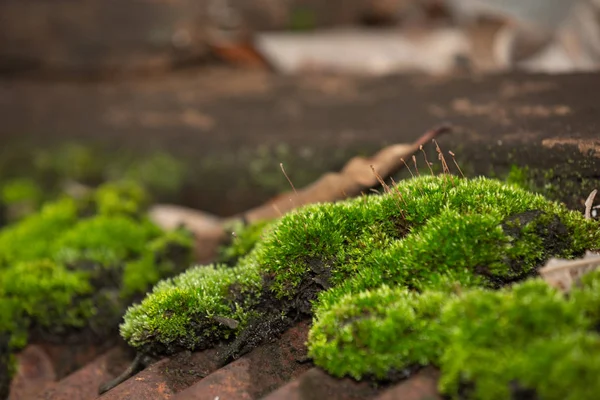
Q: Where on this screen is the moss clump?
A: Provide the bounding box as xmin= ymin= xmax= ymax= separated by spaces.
xmin=94 ymin=180 xmax=149 ymax=217
xmin=0 ymin=180 xmax=194 ymax=392
xmin=1 ymin=260 xmax=94 ymax=331
xmin=120 ymin=262 xmax=262 ymax=354
xmin=308 ymin=275 xmax=600 ymax=399
xmin=0 ymin=197 xmax=79 ymax=264
xmin=309 ymin=286 xmax=448 ymax=380
xmin=439 ymin=278 xmax=600 ymax=400
xmin=53 ymin=215 xmax=159 ymax=266
xmin=121 ymin=175 xmax=600 ymax=358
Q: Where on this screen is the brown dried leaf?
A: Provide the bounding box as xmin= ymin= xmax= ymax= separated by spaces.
xmin=539 ymin=251 xmax=600 ymax=293
xmin=243 ymin=125 xmax=451 ymax=223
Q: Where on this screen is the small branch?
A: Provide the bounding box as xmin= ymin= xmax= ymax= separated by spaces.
xmin=585 ymin=189 xmax=598 ymax=220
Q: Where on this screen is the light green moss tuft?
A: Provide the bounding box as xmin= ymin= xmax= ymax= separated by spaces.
xmin=309 ymin=285 xmax=449 ymax=380
xmin=439 ymin=279 xmax=600 ymax=400
xmin=120 ymin=263 xmax=262 ymax=353
xmin=259 ymin=175 xmax=598 ymax=301
xmin=0 ymin=180 xmax=194 ymax=386
xmin=308 ymin=276 xmax=600 ymax=399
xmin=0 ymin=260 xmax=94 ymax=330
xmin=0 ymin=197 xmax=78 ymax=265
xmin=53 ymin=215 xmax=159 ymax=266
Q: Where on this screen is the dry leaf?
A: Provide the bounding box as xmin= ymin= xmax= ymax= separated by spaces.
xmin=539 ymin=251 xmax=600 ymax=293
xmin=243 ymin=125 xmax=451 ymax=223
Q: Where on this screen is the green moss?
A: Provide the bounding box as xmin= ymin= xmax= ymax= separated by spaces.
xmin=259 ymin=176 xmax=596 ymax=302
xmin=0 ymin=260 xmax=94 ymax=330
xmin=309 ymin=276 xmax=600 ymax=399
xmin=120 ymin=262 xmax=262 ymax=353
xmin=218 ymin=219 xmax=273 ymax=266
xmin=0 ymin=180 xmax=194 ymax=387
xmin=505 ymin=165 xmax=534 ymax=191
xmin=94 ymin=180 xmax=149 ymax=216
xmin=308 ymin=285 xmax=449 ymax=380
xmin=121 ymin=228 xmax=194 ymax=298
xmin=0 ymin=197 xmax=78 ymax=265
xmin=1 ymin=179 xmax=42 ymax=205
xmin=0 ymin=178 xmax=44 ymax=222
xmin=53 ymin=215 xmax=159 ymax=266
xmin=121 ymin=175 xmax=600 ymax=357
xmin=439 ymin=279 xmax=600 ymax=400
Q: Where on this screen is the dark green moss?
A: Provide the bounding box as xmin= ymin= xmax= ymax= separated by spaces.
xmin=502 ymin=163 xmax=600 ymax=211
xmin=121 ymin=228 xmax=194 ymax=298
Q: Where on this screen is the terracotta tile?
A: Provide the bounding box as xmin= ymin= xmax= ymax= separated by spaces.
xmin=99 ymin=348 xmax=221 ymax=400
xmin=376 ymin=367 xmax=441 ymax=400
xmin=9 ymin=345 xmax=56 ymax=400
xmin=175 ymin=320 xmax=311 ymax=400
xmin=38 ymin=340 xmax=116 ymax=379
xmin=262 ymin=367 xmax=380 ymax=400
xmin=38 ymin=347 xmax=132 ymax=400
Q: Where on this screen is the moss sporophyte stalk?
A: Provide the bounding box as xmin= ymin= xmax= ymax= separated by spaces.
xmin=0 ymin=181 xmax=194 ymax=398
xmin=120 ymin=175 xmax=600 ymax=398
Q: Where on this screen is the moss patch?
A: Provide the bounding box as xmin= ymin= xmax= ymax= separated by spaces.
xmin=120 ymin=263 xmax=262 ymax=355
xmin=308 ymin=275 xmax=600 ymax=399
xmin=121 ymin=175 xmax=600 ymax=360
xmin=309 ymin=286 xmax=448 ymax=380
xmin=0 ymin=180 xmax=194 ymax=394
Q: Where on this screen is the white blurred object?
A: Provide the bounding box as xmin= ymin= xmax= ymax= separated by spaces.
xmin=449 ymin=0 xmax=581 ymax=31
xmin=449 ymin=0 xmax=600 ymax=72
xmin=255 ymin=28 xmax=469 ymax=75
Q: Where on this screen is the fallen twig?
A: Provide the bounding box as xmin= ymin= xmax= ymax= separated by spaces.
xmin=585 ymin=189 xmax=598 ymax=220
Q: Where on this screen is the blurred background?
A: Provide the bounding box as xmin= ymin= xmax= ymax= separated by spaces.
xmin=1 ymin=0 xmax=599 ymax=218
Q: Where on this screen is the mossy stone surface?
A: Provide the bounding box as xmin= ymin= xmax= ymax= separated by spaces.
xmin=121 ymin=175 xmax=600 ymax=361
